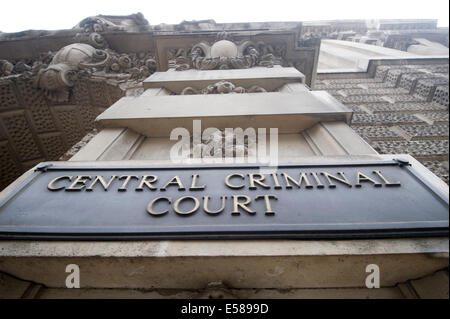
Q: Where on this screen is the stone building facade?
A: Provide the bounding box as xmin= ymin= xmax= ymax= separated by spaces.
xmin=317 ymin=61 xmax=449 ymax=184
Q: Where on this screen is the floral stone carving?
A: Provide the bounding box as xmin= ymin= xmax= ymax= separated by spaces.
xmin=33 ymin=40 xmax=157 ymax=102
xmin=171 ymin=32 xmax=285 ymax=71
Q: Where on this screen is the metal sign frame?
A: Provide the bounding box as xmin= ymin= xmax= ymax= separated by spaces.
xmin=0 ymin=159 xmax=448 ymax=240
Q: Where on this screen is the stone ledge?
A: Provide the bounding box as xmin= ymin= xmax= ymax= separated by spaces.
xmin=143 ymin=67 xmax=305 ymax=93
xmin=96 ymin=91 xmax=352 ymax=137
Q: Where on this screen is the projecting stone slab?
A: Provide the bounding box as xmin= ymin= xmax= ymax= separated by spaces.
xmin=96 ymin=91 xmax=351 ymax=137
xmin=143 ymin=67 xmax=305 ymax=93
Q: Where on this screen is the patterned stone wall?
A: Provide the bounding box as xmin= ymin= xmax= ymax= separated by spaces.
xmin=0 ymin=75 xmax=125 ymax=190
xmin=316 ymin=62 xmax=449 ymax=183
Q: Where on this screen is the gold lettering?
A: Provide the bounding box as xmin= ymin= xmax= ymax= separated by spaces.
xmin=255 ymin=195 xmax=278 ymax=215
xmin=47 ymin=175 xmax=73 ymax=191
xmin=320 ymin=172 xmax=352 ymax=188
xmin=356 ymin=172 xmax=382 ymax=187
xmin=136 ymin=175 xmax=158 ymax=191
xmin=173 ymin=196 xmax=200 ymax=215
xmin=86 ymin=175 xmax=117 ymax=191
xmin=225 ymin=174 xmax=245 ymax=189
xmin=232 ymin=195 xmax=255 ymax=215
xmin=118 ymin=175 xmax=139 ymax=191
xmin=190 ymin=174 xmax=205 ymax=190
xmin=147 ymin=197 xmax=171 ymax=216
xmin=65 ymin=175 xmax=92 ymax=191
xmin=203 ymin=196 xmax=227 ymax=215
xmin=282 ymin=172 xmax=313 ymax=189
xmin=271 ymin=173 xmax=282 ymax=189
xmin=161 ymin=176 xmax=185 ymax=191
xmin=310 ymin=172 xmax=324 ymax=188
xmin=373 ymin=170 xmax=401 ymax=187
xmin=248 ymin=173 xmax=270 ymax=190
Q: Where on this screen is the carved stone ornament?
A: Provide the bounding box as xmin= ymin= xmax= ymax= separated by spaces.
xmin=0 ymin=13 xmax=158 ymax=102
xmin=31 ymin=35 xmax=156 ymax=102
xmin=181 ymin=80 xmax=267 ymax=95
xmin=0 ymin=60 xmax=14 ymax=77
xmin=34 ymin=43 xmax=109 ymax=102
xmin=171 ymin=32 xmax=285 ymax=71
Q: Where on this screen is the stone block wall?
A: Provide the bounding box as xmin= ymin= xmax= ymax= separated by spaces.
xmin=316 ymin=62 xmax=449 ymax=183
xmin=0 ymin=75 xmax=125 ymax=190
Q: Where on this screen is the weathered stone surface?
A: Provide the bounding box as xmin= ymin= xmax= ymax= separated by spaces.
xmin=351 ymin=125 xmax=401 ymax=139
xmin=400 ymin=125 xmax=449 ymax=139
xmin=352 ymin=113 xmax=425 ymax=125
xmin=433 ymin=85 xmax=449 ymax=107
xmin=418 ymin=112 xmax=449 ymax=123
xmin=337 ymin=95 xmax=388 ymax=103
xmin=334 ymin=88 xmax=410 ymax=96
xmin=422 ymin=161 xmax=449 ymax=184
xmin=0 ymin=75 xmax=125 ymax=190
xmin=358 ymin=102 xmax=447 ymax=113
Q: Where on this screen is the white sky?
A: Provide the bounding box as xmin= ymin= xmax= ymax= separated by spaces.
xmin=0 ymin=0 xmax=448 ymax=33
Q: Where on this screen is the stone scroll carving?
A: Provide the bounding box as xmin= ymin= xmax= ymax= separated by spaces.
xmin=180 ymin=81 xmax=267 ymax=95
xmin=1 ymin=16 xmax=156 ymax=103
xmin=170 ymin=32 xmax=285 ymax=71
xmin=34 ymin=43 xmax=109 ymax=102
xmin=33 ymin=43 xmax=157 ymax=102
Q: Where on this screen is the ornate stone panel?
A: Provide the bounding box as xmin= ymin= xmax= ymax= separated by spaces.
xmin=0 ymin=74 xmax=127 ymax=190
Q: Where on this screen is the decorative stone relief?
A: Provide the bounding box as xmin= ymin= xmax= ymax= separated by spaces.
xmin=0 ymin=69 xmax=127 ymax=190
xmin=1 ymin=28 xmax=156 ymax=103
xmin=169 ymin=32 xmax=285 ymax=71
xmin=181 ymin=80 xmax=267 ymax=95
xmin=0 ymin=52 xmax=54 ymax=78
xmin=33 ymin=42 xmax=156 ymax=102
xmin=34 ymin=43 xmax=108 ymax=102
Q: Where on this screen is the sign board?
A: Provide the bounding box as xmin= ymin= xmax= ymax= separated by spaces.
xmin=0 ymin=160 xmax=448 ymax=240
